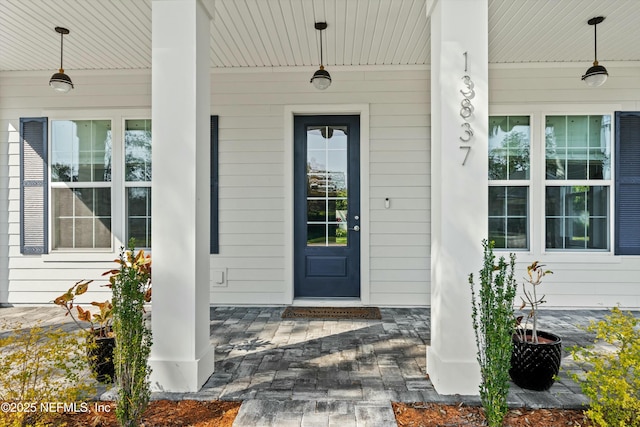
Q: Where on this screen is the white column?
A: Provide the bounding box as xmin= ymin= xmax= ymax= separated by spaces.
xmin=149 ymin=0 xmax=215 ymax=392
xmin=426 ymin=0 xmax=488 ymax=395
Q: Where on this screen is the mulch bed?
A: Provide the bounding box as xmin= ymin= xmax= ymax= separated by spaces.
xmin=50 ymin=400 xmax=593 ymax=426
xmin=393 ymin=402 xmax=593 ymax=427
xmin=282 ymin=306 xmax=382 ymax=319
xmin=54 ymin=400 xmax=240 ymax=427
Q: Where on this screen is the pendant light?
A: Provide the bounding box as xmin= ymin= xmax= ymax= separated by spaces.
xmin=310 ymin=22 xmax=331 ymax=90
xmin=581 ymin=16 xmax=608 ymax=87
xmin=49 ymin=27 xmax=74 ymax=93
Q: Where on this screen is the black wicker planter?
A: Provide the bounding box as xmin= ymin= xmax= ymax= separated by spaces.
xmin=87 ymin=335 xmax=115 ymax=383
xmin=510 ymin=330 xmax=562 ymax=391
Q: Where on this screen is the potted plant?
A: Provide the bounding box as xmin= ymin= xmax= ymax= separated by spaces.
xmin=54 ymin=246 xmax=152 ymax=384
xmin=509 ymin=261 xmax=562 ymax=391
xmin=54 ymin=280 xmax=115 ymax=382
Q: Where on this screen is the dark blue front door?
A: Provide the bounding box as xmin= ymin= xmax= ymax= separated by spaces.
xmin=294 ymin=115 xmax=360 ymax=298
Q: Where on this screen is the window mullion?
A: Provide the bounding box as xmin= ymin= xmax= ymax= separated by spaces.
xmin=110 ymin=117 xmax=124 ymax=249
xmin=488 ymin=180 xmax=529 ymax=187
xmin=529 ymin=118 xmax=538 ymax=254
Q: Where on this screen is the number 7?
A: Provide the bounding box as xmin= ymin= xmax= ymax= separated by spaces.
xmin=460 ymin=146 xmax=471 ymax=165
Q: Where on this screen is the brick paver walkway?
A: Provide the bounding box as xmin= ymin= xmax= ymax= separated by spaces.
xmin=164 ymin=307 xmax=603 ymax=426
xmin=0 ymin=305 xmax=617 ymax=426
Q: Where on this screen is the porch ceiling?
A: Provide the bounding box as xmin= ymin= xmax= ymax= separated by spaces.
xmin=1 ymin=0 xmax=639 ymax=73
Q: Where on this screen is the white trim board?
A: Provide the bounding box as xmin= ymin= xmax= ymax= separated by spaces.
xmin=283 ymin=104 xmax=371 ymax=305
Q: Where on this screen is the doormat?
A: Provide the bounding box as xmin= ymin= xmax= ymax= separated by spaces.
xmin=281 ymin=306 xmax=381 ymax=320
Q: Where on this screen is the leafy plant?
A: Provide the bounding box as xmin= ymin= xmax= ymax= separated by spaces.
xmin=514 ymin=261 xmax=553 ymax=343
xmin=109 ymin=241 xmax=153 ymax=427
xmin=570 ymin=307 xmax=640 ymax=427
xmin=54 ymin=280 xmax=114 ymax=339
xmin=54 ymin=248 xmax=151 ymax=340
xmin=0 ymin=321 xmax=97 ymax=426
xmin=470 ymin=239 xmax=518 ymax=427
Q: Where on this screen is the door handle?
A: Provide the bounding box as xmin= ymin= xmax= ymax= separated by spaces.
xmin=348 ymin=225 xmax=360 ymax=232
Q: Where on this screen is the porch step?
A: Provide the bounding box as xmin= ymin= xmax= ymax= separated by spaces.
xmin=232 ymin=399 xmax=396 ymax=427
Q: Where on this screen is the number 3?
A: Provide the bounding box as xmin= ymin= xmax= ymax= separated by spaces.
xmin=460 ymin=76 xmax=475 ymax=99
xmin=460 ymin=123 xmax=474 ymax=142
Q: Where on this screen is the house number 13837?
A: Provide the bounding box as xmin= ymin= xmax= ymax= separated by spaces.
xmin=459 ymin=52 xmax=475 ymax=165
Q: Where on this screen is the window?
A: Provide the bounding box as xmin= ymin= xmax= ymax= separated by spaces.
xmin=488 ymin=116 xmax=530 ymax=249
xmin=50 ymin=120 xmax=112 ymax=249
xmin=488 ymin=113 xmax=613 ymax=253
xmin=48 ymin=117 xmax=152 ymax=251
xmin=125 ymin=119 xmax=152 ymax=247
xmin=544 ymin=115 xmax=611 ymax=251
xmin=20 ymin=113 xmax=218 ymax=255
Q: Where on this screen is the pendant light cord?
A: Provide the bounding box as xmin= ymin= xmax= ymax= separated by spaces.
xmin=59 ymin=31 xmax=64 ymax=70
xmin=593 ymin=23 xmax=598 ymax=64
xmin=319 ymin=28 xmax=324 ymax=67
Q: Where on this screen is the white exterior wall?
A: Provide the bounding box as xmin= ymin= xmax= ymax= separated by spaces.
xmin=0 ymin=68 xmax=431 ymax=307
xmin=210 ymin=69 xmax=430 ymax=306
xmin=491 ymin=65 xmax=640 ymax=309
xmin=0 ymin=71 xmax=152 ymax=305
xmin=2 ymin=65 xmax=640 ymax=308
xmin=0 ymin=105 xmax=8 ymax=304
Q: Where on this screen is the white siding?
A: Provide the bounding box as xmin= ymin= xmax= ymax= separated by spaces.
xmin=0 ymin=68 xmax=431 ymax=307
xmin=210 ymin=69 xmax=431 ymax=306
xmin=0 ymin=71 xmax=152 ymax=306
xmin=2 ymin=64 xmax=640 ymax=308
xmin=490 ymin=64 xmax=640 ymax=309
xmin=0 ymin=119 xmax=10 ymax=304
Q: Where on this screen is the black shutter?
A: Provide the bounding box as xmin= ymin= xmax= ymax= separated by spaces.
xmin=615 ymin=112 xmax=640 ymax=255
xmin=210 ymin=115 xmax=219 ymax=254
xmin=20 ymin=117 xmax=48 ymax=254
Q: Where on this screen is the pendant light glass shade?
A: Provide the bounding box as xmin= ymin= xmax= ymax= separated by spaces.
xmin=49 ymin=27 xmax=74 ymax=93
xmin=311 ymin=65 xmax=332 ymax=90
xmin=311 ymin=22 xmax=331 ymax=90
xmin=581 ymin=17 xmax=608 ymax=87
xmin=50 ymin=69 xmax=74 ymax=93
xmin=582 ymin=62 xmax=608 ymax=87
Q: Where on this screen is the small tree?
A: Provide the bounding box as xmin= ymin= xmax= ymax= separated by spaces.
xmin=514 ymin=261 xmax=553 ymax=343
xmin=470 ymin=240 xmax=517 ymax=427
xmin=108 ymin=240 xmax=152 ymax=427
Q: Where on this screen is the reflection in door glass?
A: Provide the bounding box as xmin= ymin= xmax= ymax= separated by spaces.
xmin=306 ymin=126 xmax=348 ymax=246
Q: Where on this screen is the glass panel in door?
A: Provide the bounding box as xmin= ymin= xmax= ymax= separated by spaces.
xmin=306 ymin=126 xmax=348 ymax=246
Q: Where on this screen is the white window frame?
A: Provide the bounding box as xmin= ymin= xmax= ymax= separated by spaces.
xmin=44 ymin=109 xmax=150 ymax=258
xmin=122 ymin=117 xmax=152 ymax=249
xmin=490 ymin=105 xmax=618 ymax=259
xmin=542 ymin=114 xmax=613 ymax=253
xmin=488 ymin=114 xmax=533 ymax=251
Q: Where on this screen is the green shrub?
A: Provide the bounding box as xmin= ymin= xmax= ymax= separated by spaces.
xmin=109 ymin=241 xmax=153 ymax=427
xmin=0 ymin=321 xmax=97 ymax=426
xmin=470 ymin=239 xmax=517 ymax=427
xmin=571 ymin=307 xmax=640 ymax=427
